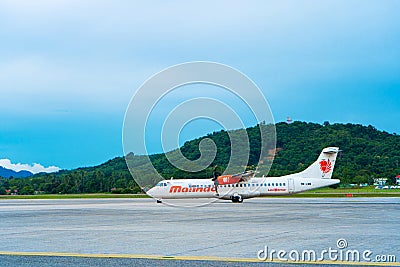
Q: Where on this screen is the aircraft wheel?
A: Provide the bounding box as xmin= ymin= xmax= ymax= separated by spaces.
xmin=231 ymin=195 xmax=243 ymax=203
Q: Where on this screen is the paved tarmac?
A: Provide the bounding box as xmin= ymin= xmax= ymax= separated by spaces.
xmin=0 ymin=198 xmax=399 ymax=266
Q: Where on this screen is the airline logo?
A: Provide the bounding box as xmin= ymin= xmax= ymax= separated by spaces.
xmin=169 ymin=185 xmax=216 ymax=193
xmin=319 ymin=159 xmax=332 ymax=174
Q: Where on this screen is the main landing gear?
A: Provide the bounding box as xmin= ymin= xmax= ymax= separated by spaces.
xmin=231 ymin=195 xmax=243 ymax=203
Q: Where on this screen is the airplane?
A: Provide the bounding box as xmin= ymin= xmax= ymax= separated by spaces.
xmin=146 ymin=147 xmax=340 ymax=203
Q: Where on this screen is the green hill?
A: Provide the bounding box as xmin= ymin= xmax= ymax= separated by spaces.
xmin=1 ymin=121 xmax=399 ymax=195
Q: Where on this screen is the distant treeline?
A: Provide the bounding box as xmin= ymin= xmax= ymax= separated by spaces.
xmin=1 ymin=122 xmax=399 ymax=195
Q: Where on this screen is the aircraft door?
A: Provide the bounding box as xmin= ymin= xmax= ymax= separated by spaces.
xmin=288 ymin=178 xmax=295 ymax=193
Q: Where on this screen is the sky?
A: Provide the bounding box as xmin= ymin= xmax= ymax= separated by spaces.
xmin=0 ymin=0 xmax=399 ymax=171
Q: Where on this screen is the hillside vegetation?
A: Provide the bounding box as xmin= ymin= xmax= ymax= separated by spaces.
xmin=1 ymin=122 xmax=399 ymax=195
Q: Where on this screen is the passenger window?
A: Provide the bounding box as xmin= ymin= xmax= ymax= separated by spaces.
xmin=268 ymin=183 xmax=270 ymax=186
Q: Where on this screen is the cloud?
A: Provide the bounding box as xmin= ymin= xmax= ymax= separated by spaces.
xmin=0 ymin=159 xmax=60 ymax=174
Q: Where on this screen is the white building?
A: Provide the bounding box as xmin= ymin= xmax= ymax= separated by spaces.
xmin=396 ymin=175 xmax=400 ymax=186
xmin=373 ymin=178 xmax=387 ymax=186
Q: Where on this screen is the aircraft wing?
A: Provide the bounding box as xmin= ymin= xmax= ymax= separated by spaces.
xmin=217 ymin=171 xmax=255 ymax=185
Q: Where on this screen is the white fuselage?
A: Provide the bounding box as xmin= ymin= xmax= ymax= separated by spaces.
xmin=147 ymin=176 xmax=340 ymax=200
xmin=147 ymin=147 xmax=341 ymax=202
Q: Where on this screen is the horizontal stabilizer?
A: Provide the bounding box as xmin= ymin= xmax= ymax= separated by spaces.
xmin=322 ymin=147 xmax=340 ymax=154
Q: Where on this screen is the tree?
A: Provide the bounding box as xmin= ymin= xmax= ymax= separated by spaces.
xmin=14 ymin=121 xmax=400 ymax=192
xmin=20 ymin=185 xmax=34 ymax=195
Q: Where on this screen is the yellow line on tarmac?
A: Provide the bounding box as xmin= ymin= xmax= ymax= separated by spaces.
xmin=0 ymin=251 xmax=398 ymax=266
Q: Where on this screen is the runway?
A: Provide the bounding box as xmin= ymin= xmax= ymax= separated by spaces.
xmin=0 ymin=198 xmax=399 ymax=266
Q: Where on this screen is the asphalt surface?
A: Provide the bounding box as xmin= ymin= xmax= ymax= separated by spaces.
xmin=1 ymin=255 xmax=382 ymax=267
xmin=0 ymin=197 xmax=399 ymax=266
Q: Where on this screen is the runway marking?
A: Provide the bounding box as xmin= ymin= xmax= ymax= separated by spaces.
xmin=0 ymin=251 xmax=398 ymax=266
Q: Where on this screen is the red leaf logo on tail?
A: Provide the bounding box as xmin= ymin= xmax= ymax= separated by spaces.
xmin=319 ymin=159 xmax=332 ymax=174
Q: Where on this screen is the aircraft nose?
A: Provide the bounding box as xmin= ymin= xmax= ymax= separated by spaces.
xmin=146 ymin=187 xmax=156 ymax=198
